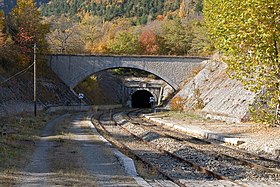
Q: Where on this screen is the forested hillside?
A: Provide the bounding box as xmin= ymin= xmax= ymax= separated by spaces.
xmin=39 ymin=0 xmax=211 ymax=56
xmin=40 ymin=0 xmax=202 ymax=24
xmin=0 ymin=0 xmax=210 ymax=56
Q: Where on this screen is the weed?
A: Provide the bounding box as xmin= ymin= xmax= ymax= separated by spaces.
xmin=193 ymin=88 xmax=205 ymax=110
xmin=170 ymin=96 xmax=187 ymax=112
xmin=0 ymin=112 xmax=62 ymax=185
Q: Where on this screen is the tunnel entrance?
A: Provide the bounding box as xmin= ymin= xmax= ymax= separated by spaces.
xmin=131 ymin=90 xmax=154 ymax=108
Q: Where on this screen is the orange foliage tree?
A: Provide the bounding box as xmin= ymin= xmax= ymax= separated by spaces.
xmin=8 ymin=0 xmax=49 ymax=65
xmin=0 ymin=11 xmax=5 ymax=46
xmin=139 ymin=29 xmax=159 ymax=55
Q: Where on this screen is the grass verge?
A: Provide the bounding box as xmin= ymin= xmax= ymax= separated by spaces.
xmin=0 ymin=111 xmax=64 ymax=186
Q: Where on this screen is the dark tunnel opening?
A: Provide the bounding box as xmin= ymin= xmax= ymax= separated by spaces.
xmin=131 ymin=90 xmax=154 ymax=108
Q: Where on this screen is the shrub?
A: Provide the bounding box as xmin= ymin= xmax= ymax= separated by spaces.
xmin=193 ymin=88 xmax=204 ymax=110
xmin=170 ymin=96 xmax=187 ymax=112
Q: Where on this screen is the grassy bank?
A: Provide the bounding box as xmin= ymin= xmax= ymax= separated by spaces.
xmin=0 ymin=112 xmax=63 ymax=185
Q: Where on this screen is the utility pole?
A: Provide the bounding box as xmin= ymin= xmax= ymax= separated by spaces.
xmin=34 ymin=43 xmax=37 ymax=117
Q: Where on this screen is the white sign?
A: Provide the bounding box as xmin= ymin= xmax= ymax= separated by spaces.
xmin=149 ymin=97 xmax=155 ymax=103
xmin=78 ymin=93 xmax=84 ymax=99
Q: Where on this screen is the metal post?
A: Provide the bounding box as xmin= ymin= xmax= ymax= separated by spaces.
xmin=34 ymin=43 xmax=37 ymax=117
xmin=158 ymin=86 xmax=163 ymax=106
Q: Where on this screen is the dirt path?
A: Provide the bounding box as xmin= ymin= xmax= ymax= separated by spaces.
xmin=71 ymin=114 xmax=142 ymax=186
xmin=18 ymin=112 xmax=143 ymax=186
xmin=18 ymin=114 xmax=69 ymax=186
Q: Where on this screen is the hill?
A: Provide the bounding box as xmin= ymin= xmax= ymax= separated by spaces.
xmin=1 ymin=0 xmax=203 ymax=24
xmin=0 ymin=63 xmax=80 ymax=117
xmin=40 ymin=0 xmax=203 ymax=24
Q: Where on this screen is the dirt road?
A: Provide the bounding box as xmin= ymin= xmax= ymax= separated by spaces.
xmin=18 ymin=112 xmax=143 ymax=186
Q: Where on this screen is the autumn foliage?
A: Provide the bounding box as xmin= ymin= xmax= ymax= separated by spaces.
xmin=15 ymin=27 xmax=34 ymax=54
xmin=170 ymin=96 xmax=187 ymax=112
xmin=7 ymin=0 xmax=49 ymax=66
xmin=204 ymin=0 xmax=280 ymax=126
xmin=139 ymin=29 xmax=159 ymax=55
xmin=0 ymin=12 xmax=4 ymax=46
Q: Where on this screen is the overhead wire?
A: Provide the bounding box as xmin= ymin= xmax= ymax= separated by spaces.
xmin=0 ymin=62 xmax=34 ymax=86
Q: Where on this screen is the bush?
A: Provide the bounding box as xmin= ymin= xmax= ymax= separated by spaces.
xmin=170 ymin=96 xmax=187 ymax=112
xmin=193 ymin=88 xmax=204 ymax=110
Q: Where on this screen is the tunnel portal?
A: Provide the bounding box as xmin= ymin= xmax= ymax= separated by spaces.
xmin=131 ymin=90 xmax=154 ymax=108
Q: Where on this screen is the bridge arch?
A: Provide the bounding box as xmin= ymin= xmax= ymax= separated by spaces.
xmin=47 ymin=54 xmax=208 ymax=91
xmin=73 ymin=67 xmax=173 ymax=91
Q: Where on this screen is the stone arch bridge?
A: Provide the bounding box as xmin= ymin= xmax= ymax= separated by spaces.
xmin=47 ymin=54 xmax=208 ymax=91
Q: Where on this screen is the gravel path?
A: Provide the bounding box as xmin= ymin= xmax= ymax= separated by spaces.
xmin=70 ymin=113 xmax=143 ymax=186
xmin=18 ymin=112 xmax=144 ymax=187
xmin=18 ymin=114 xmax=69 ymax=187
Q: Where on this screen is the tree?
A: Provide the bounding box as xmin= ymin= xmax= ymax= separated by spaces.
xmin=40 ymin=0 xmax=69 ymax=16
xmin=0 ymin=10 xmax=8 ymax=67
xmin=189 ymin=21 xmax=214 ymax=56
xmin=204 ymin=0 xmax=280 ymax=125
xmin=88 ymin=18 xmax=133 ymax=54
xmin=0 ymin=11 xmax=5 ymax=46
xmin=161 ymin=19 xmax=194 ymax=55
xmin=46 ymin=15 xmax=84 ymax=54
xmin=179 ymin=0 xmax=187 ymax=18
xmin=79 ymin=14 xmax=104 ymax=53
xmin=139 ymin=29 xmax=158 ymax=55
xmin=107 ymin=31 xmax=140 ymax=55
xmin=8 ymin=0 xmax=49 ymax=64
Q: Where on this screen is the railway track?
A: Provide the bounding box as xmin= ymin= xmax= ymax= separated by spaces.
xmin=91 ymin=111 xmax=185 ymax=186
xmin=91 ymin=109 xmax=280 ymax=186
xmin=92 ymin=110 xmax=233 ymax=186
xmin=126 ymin=110 xmax=280 ymax=184
xmin=128 ymin=110 xmax=280 ymax=173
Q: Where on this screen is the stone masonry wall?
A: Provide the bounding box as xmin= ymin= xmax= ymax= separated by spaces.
xmin=174 ymin=60 xmax=255 ymax=123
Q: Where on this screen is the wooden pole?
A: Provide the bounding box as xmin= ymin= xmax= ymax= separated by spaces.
xmin=34 ymin=43 xmax=37 ymax=117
